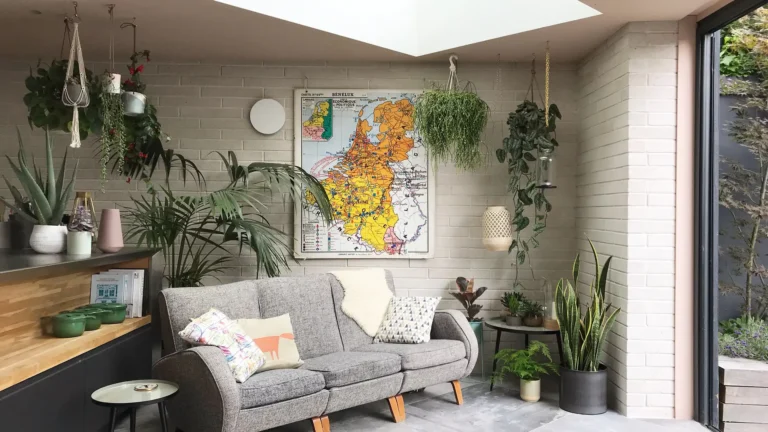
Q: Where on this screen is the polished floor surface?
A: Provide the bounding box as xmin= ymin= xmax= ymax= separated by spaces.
xmin=116 ymin=376 xmax=706 ymax=432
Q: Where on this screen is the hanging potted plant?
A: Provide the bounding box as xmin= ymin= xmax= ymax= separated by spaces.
xmin=100 ymin=81 xmax=126 ymax=189
xmin=1 ymin=130 xmax=78 ymax=254
xmin=414 ymin=55 xmax=489 ymax=171
xmin=122 ymin=49 xmax=149 ymax=116
xmin=556 ymin=240 xmax=620 ymax=415
xmin=492 ymin=340 xmax=558 ymax=402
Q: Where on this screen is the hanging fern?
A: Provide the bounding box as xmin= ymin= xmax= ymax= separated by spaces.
xmin=414 ymin=83 xmax=490 ymax=171
xmin=496 ymin=100 xmax=560 ymax=289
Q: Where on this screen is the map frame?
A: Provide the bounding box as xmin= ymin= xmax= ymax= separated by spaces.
xmin=293 ymin=89 xmax=435 ymax=260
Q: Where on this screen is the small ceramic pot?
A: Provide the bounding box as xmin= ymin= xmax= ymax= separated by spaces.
xmin=29 ymin=225 xmax=68 ymax=254
xmin=52 ymin=313 xmax=86 ymax=338
xmin=65 ymin=82 xmax=88 ymax=105
xmin=83 ymin=313 xmax=102 ymax=331
xmin=76 ymin=307 xmax=109 ymax=324
xmin=0 ymin=222 xmax=10 ymax=249
xmin=122 ymin=91 xmax=146 ymax=116
xmin=67 ymin=231 xmax=92 ymax=255
xmin=94 ymin=303 xmax=127 ymax=324
xmin=520 ymin=378 xmax=541 ymax=402
xmin=8 ymin=215 xmax=33 ymax=250
xmin=506 ymin=315 xmax=522 ymax=326
xmin=523 ymin=315 xmax=543 ymax=327
xmin=104 ymin=73 xmax=121 ymax=94
xmin=97 ymin=209 xmax=124 ymax=253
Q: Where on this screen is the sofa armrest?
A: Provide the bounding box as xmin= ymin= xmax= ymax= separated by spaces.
xmin=153 ymin=346 xmax=240 ymax=432
xmin=430 ymin=310 xmax=478 ymax=377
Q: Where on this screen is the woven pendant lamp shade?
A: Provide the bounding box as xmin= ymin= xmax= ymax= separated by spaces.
xmin=482 ymin=206 xmax=513 ymax=252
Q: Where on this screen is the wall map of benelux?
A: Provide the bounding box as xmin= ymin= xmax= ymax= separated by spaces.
xmin=294 ymin=90 xmax=434 ymax=259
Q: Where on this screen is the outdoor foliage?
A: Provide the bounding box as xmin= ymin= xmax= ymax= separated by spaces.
xmin=496 ymin=100 xmax=559 ymax=292
xmin=719 ymin=314 xmax=768 ymax=361
xmin=555 ymin=240 xmax=620 ymax=372
xmin=492 ymin=340 xmax=558 ymax=383
xmin=720 ymin=13 xmax=761 ymax=77
xmin=720 ymin=8 xmax=768 ymax=317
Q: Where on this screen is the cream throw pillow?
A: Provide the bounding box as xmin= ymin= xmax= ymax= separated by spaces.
xmin=237 ymin=314 xmax=303 ymax=371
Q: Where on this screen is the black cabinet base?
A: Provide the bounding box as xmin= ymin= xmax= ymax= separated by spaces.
xmin=0 ymin=326 xmax=152 ymax=432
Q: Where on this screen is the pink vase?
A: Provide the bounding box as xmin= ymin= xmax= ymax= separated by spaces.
xmin=97 ymin=209 xmax=124 ymax=253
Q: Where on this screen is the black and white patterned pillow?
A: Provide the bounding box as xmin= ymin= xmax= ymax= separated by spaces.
xmin=374 ymin=297 xmax=441 ymax=344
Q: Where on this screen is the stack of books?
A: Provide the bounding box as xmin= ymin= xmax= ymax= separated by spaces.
xmin=90 ymin=270 xmax=145 ymax=318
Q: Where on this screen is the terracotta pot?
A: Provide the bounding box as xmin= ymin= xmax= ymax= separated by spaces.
xmin=523 ymin=315 xmax=543 ymax=327
xmin=29 ymin=225 xmax=68 ymax=254
xmin=520 ymin=378 xmax=541 ymax=402
xmin=97 ymin=209 xmax=124 ymax=253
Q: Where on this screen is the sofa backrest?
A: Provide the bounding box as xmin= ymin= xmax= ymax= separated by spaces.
xmin=330 ymin=270 xmax=396 ymax=350
xmin=255 ymin=273 xmax=344 ymax=359
xmin=159 ymin=280 xmax=262 ymax=354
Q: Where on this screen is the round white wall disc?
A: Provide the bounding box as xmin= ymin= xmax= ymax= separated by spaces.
xmin=249 ymin=99 xmax=286 ymax=135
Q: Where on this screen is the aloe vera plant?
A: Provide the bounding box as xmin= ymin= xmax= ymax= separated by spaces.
xmin=1 ymin=129 xmax=78 ymax=225
xmin=555 ymin=240 xmax=620 ymax=372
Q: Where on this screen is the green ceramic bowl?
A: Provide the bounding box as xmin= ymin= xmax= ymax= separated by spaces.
xmin=75 ymin=308 xmax=105 ymax=331
xmin=95 ymin=303 xmax=127 ymax=324
xmin=52 ymin=313 xmax=86 ymax=338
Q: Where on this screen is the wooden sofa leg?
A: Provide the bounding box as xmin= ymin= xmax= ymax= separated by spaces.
xmin=387 ymin=395 xmax=405 ymax=423
xmin=451 ymin=380 xmax=464 ymax=405
xmin=311 ymin=416 xmax=330 ymax=431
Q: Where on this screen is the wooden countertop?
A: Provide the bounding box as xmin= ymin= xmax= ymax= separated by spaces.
xmin=0 ymin=248 xmax=158 ymax=285
xmin=0 ymin=316 xmax=152 ymax=392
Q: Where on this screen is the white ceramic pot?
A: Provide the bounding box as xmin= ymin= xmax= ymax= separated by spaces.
xmin=122 ymin=91 xmax=146 ymax=116
xmin=67 ymin=231 xmax=92 ymax=255
xmin=29 ymin=225 xmax=68 ymax=254
xmin=104 ymin=73 xmax=121 ymax=94
xmin=520 ymin=378 xmax=541 ymax=402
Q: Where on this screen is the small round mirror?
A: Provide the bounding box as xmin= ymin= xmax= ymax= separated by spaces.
xmin=249 ymin=99 xmax=286 ymax=135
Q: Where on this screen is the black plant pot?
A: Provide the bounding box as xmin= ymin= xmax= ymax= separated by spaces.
xmin=559 ymin=365 xmax=608 ymax=415
xmin=8 ymin=216 xmax=33 ymax=250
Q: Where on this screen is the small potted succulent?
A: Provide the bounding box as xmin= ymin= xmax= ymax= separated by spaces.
xmin=521 ymin=300 xmax=545 ymax=327
xmin=500 ymin=291 xmax=526 ymax=326
xmin=122 ymin=50 xmax=150 ymax=116
xmin=492 ymin=340 xmax=558 ymax=402
xmin=1 ymin=129 xmax=78 ymax=254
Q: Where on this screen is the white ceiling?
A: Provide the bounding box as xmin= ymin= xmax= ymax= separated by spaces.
xmin=0 ymin=0 xmax=726 ymax=64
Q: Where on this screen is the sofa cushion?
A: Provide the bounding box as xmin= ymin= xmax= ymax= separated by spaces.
xmin=256 ymin=274 xmax=344 ymax=359
xmin=330 ymin=271 xmax=397 ymax=351
xmin=301 ymin=352 xmax=401 ymax=387
xmin=239 ymin=369 xmax=325 ymax=409
xmin=353 ymin=339 xmax=467 ymax=370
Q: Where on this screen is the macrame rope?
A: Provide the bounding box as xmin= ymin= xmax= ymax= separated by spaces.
xmin=447 ymin=55 xmax=459 ymax=91
xmin=545 ymin=41 xmax=550 ymax=127
xmin=62 ymin=21 xmax=89 ymax=148
xmin=59 ymin=18 xmax=71 ymax=60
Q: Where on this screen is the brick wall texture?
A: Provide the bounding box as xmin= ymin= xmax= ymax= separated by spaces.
xmin=577 ymin=21 xmax=679 ymax=418
xmin=0 ymin=21 xmax=679 ymax=419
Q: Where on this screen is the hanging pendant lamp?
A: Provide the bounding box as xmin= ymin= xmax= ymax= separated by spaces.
xmin=482 ymin=206 xmax=513 ymax=252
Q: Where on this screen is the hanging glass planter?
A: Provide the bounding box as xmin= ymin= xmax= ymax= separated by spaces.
xmin=536 ymin=148 xmax=556 ymax=189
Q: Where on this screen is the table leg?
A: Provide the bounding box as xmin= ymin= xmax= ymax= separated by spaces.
xmin=130 ymin=407 xmax=137 ymax=432
xmin=159 ymin=401 xmax=169 ymax=432
xmin=556 ymin=331 xmax=564 ymax=366
xmin=489 ymin=329 xmax=502 ymax=391
xmin=109 ymin=407 xmax=117 ymax=432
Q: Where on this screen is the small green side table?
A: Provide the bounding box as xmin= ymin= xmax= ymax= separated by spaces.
xmin=468 ymin=321 xmax=485 ymax=378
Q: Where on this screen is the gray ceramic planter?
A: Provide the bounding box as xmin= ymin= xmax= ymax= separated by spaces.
xmin=559 ymin=365 xmax=608 ymax=414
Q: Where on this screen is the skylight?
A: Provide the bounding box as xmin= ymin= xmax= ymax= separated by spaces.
xmin=215 ymin=0 xmax=601 ymax=57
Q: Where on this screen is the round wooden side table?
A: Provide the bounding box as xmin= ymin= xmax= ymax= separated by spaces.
xmin=91 ymin=379 xmax=178 ymax=432
xmin=484 ymin=318 xmax=564 ymax=391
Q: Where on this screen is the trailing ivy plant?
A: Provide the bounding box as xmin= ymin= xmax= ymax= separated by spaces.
xmin=99 ymin=87 xmax=126 ymax=189
xmin=496 ymin=100 xmax=560 ymax=290
xmin=414 ymin=83 xmax=490 ymax=171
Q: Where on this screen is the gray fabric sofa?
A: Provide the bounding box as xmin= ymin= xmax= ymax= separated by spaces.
xmin=154 ymin=271 xmax=478 ymax=432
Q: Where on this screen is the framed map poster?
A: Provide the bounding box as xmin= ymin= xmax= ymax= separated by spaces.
xmin=293 ymin=89 xmax=435 ymax=259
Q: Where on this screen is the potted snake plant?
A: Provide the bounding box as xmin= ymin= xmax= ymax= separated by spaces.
xmin=1 ymin=129 xmax=78 ymax=254
xmin=556 ymin=240 xmax=620 ymax=415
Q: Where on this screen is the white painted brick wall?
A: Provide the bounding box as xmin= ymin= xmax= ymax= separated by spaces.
xmin=0 ymin=58 xmax=578 ymax=374
xmin=577 ymin=21 xmax=678 ymax=419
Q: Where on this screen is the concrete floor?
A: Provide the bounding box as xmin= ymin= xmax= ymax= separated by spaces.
xmin=117 ymin=377 xmax=706 ymax=432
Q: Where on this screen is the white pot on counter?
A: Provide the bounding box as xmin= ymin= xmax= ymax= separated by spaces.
xmin=67 ymin=231 xmax=92 ymax=256
xmin=29 ymin=225 xmax=68 ymax=254
xmin=520 ymin=378 xmax=541 ymax=403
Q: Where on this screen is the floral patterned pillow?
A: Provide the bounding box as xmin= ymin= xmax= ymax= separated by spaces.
xmin=374 ymin=297 xmax=441 ymax=344
xmin=179 ymin=308 xmax=266 ymax=382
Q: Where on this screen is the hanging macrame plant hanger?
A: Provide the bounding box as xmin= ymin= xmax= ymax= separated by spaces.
xmin=525 ymin=42 xmax=556 ymax=190
xmin=61 ymin=2 xmax=90 ymax=148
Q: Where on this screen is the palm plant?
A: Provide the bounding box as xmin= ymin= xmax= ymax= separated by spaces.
xmin=124 ymin=150 xmax=332 ymax=287
xmin=1 ymin=129 xmax=77 ymax=225
xmin=555 ymin=240 xmax=620 ymax=372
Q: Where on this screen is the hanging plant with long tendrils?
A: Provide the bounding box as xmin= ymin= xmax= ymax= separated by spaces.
xmin=496 ymin=44 xmax=560 ymax=291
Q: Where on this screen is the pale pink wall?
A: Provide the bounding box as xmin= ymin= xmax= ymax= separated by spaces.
xmin=674 ymin=15 xmax=696 ymax=420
